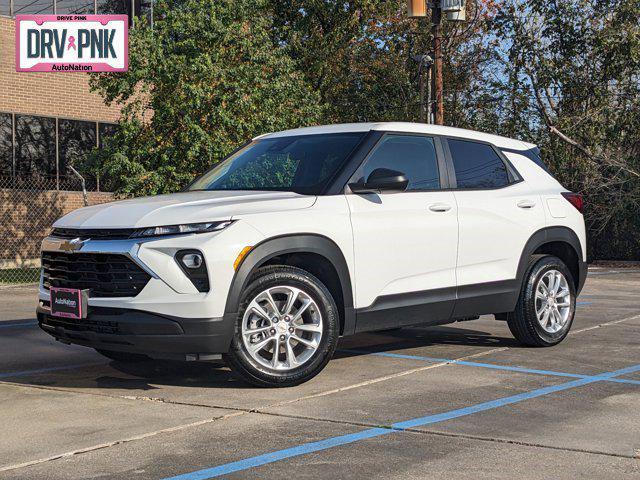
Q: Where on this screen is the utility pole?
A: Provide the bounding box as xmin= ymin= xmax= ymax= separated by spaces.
xmin=431 ymin=1 xmax=444 ymax=125
xmin=408 ymin=0 xmax=466 ymax=126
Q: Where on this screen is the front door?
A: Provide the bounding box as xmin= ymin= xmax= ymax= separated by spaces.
xmin=346 ymin=134 xmax=459 ymax=331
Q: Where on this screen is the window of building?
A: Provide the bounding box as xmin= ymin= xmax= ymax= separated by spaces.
xmin=98 ymin=0 xmax=152 ymax=25
xmin=3 ymin=0 xmax=153 ymax=21
xmin=59 ymin=119 xmax=97 ymax=189
xmin=0 ymin=113 xmax=12 ymax=177
xmin=0 ymin=0 xmax=10 ymax=16
xmin=15 ymin=115 xmax=56 ymax=182
xmin=98 ymin=122 xmax=118 ymax=148
xmin=56 ymin=0 xmax=96 ymax=14
xmin=11 ymin=0 xmax=52 ymax=15
xmin=359 ymin=135 xmax=440 ymax=191
xmin=97 ymin=0 xmax=129 ymax=15
xmin=448 ymin=138 xmax=510 ymax=189
xmin=1 ymin=115 xmax=115 ymax=191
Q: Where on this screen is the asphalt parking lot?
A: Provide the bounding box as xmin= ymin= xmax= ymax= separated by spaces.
xmin=1 ymin=268 xmax=639 ymax=479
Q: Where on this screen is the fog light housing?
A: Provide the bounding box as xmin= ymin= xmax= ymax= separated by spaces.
xmin=175 ymin=249 xmax=210 ymax=292
xmin=182 ymin=253 xmax=203 ymax=269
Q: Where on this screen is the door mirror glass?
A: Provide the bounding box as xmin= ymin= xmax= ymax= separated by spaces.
xmin=350 ymin=168 xmax=408 ymax=193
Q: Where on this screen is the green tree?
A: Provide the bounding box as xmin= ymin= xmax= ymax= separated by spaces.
xmin=491 ymin=0 xmax=640 ymax=259
xmin=268 ymin=1 xmax=497 ymax=123
xmin=90 ymin=0 xmax=321 ymax=196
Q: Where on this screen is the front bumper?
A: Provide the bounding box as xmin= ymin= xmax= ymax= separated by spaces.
xmin=38 ymin=223 xmax=263 ymax=319
xmin=37 ymin=301 xmax=237 ymax=360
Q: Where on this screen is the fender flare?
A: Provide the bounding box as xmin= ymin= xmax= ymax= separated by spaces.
xmin=224 ymin=234 xmax=356 ymax=334
xmin=516 ymin=226 xmax=587 ymax=293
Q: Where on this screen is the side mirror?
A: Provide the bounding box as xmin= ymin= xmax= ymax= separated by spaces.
xmin=349 ymin=168 xmax=409 ymax=194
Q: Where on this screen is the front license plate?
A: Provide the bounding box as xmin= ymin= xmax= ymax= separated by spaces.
xmin=50 ymin=287 xmax=89 ymax=319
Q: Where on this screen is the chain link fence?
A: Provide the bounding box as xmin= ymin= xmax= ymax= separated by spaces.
xmin=0 ymin=174 xmax=114 ymax=285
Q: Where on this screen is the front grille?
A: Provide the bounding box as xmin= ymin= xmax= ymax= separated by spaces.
xmin=42 ymin=252 xmax=151 ymax=297
xmin=52 ymin=227 xmax=137 ymax=240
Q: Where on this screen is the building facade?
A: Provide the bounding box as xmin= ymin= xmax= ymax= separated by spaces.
xmin=0 ymin=0 xmax=151 ymax=191
xmin=0 ymin=2 xmax=150 ymax=276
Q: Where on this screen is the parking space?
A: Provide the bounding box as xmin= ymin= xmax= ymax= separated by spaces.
xmin=1 ymin=270 xmax=639 ymax=479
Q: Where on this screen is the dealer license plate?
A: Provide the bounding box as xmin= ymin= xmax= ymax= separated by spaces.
xmin=50 ymin=287 xmax=88 ymax=319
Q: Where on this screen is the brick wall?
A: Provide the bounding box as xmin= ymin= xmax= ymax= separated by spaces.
xmin=0 ymin=16 xmax=120 ymax=122
xmin=0 ymin=189 xmax=115 ymax=267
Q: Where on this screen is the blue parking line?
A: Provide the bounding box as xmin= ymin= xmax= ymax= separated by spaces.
xmin=164 ymin=427 xmax=393 ymax=480
xmin=371 ymin=351 xmax=588 ymax=379
xmin=162 ymin=362 xmax=640 ymax=480
xmin=576 ymin=301 xmax=592 ymax=305
xmin=0 ymin=362 xmax=105 ymax=380
xmin=346 ymin=350 xmax=640 ymax=387
xmin=608 ymin=377 xmax=640 ymax=386
xmin=0 ymin=321 xmax=38 ymax=329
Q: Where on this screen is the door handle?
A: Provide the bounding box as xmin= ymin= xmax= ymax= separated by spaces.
xmin=517 ymin=200 xmax=536 ymax=209
xmin=429 ymin=203 xmax=452 ymax=212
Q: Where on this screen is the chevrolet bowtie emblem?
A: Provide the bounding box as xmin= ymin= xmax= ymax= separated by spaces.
xmin=59 ymin=237 xmax=86 ymax=252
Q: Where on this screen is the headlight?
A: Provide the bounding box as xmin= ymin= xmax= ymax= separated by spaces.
xmin=131 ymin=220 xmax=234 ymax=238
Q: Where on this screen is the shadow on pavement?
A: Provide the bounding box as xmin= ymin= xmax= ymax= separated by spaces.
xmin=3 ymin=325 xmax=521 ymax=391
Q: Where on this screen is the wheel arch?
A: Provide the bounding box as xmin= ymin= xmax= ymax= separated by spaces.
xmin=224 ymin=234 xmax=355 ymax=335
xmin=517 ymin=227 xmax=587 ymax=294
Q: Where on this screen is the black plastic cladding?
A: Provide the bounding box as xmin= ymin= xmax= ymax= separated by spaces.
xmin=175 ymin=249 xmax=210 ymax=292
xmin=224 ymin=234 xmax=356 ymax=335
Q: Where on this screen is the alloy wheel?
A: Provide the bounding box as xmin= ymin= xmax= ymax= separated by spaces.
xmin=241 ymin=286 xmax=323 ymax=371
xmin=534 ymin=269 xmax=572 ymax=334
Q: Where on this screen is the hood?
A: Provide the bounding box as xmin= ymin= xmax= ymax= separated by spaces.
xmin=54 ymin=190 xmax=317 ymax=228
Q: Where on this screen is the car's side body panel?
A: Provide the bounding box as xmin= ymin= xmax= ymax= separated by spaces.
xmin=36 ymin=122 xmax=587 ymax=362
xmin=346 ymin=190 xmax=459 ymax=310
xmin=353 ymin=225 xmax=586 ymax=332
xmin=503 ymin=149 xmax=587 ymax=263
xmin=453 ymin=181 xmax=547 ymax=287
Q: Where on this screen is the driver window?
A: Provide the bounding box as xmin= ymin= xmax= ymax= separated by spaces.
xmin=358 ymin=135 xmax=440 ymax=191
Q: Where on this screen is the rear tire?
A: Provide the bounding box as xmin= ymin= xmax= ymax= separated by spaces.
xmin=95 ymin=349 xmax=150 ymax=363
xmin=508 ymin=255 xmax=576 ymax=347
xmin=224 ymin=265 xmax=339 ymax=387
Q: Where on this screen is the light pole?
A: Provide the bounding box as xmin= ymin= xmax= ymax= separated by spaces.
xmin=413 ymin=55 xmax=433 ymax=123
xmin=432 ymin=2 xmax=443 ymax=125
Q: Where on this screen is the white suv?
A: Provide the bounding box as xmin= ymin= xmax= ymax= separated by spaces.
xmin=38 ymin=123 xmax=587 ymax=387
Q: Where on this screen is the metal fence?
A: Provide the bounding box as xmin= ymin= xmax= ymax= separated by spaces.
xmin=0 ymin=174 xmax=114 ymax=285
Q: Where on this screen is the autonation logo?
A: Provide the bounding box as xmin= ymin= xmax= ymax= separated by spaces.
xmin=16 ymin=14 xmax=128 ymax=72
xmin=54 ymin=297 xmax=77 ymax=308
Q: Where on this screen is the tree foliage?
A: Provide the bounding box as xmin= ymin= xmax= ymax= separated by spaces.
xmin=90 ymin=0 xmax=640 ymax=259
xmin=90 ymin=0 xmax=321 ymax=195
xmin=489 ymin=0 xmax=640 ymax=259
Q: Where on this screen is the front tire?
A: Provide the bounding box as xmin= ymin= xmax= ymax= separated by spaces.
xmin=508 ymin=255 xmax=576 ymax=347
xmin=224 ymin=266 xmax=339 ymax=387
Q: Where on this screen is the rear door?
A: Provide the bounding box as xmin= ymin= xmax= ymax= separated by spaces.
xmin=347 ymin=134 xmax=459 ymax=331
xmin=444 ymin=137 xmax=546 ymax=316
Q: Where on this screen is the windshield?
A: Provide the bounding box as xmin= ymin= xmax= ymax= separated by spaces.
xmin=188 ymin=132 xmax=365 ymax=195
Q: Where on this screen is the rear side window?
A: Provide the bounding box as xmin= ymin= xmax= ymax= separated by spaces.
xmin=448 ymin=139 xmax=510 ymax=189
xmin=359 ymin=135 xmax=440 ymax=191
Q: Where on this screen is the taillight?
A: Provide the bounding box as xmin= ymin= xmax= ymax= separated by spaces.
xmin=561 ymin=192 xmax=584 ymax=213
